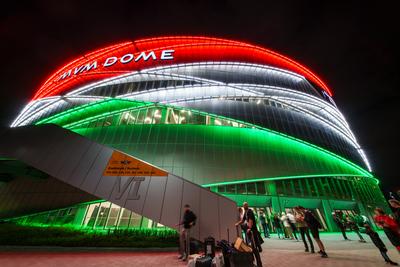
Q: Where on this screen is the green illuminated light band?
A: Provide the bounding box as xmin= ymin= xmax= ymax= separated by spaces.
xmin=201 ymin=173 xmax=379 ymax=187
xmin=36 ymin=98 xmax=152 ymax=126
xmin=36 ymin=98 xmax=376 ymax=183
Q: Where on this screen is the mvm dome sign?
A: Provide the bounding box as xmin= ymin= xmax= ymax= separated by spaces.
xmin=57 ymin=50 xmax=175 ymax=81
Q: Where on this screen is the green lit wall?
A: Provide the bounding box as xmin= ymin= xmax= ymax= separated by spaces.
xmin=36 ymin=99 xmax=374 ymax=186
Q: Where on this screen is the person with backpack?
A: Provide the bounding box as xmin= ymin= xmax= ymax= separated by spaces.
xmin=296 ymin=206 xmax=328 ymax=258
xmin=178 ymin=204 xmax=197 ymax=261
xmin=364 ymin=223 xmax=398 ymax=265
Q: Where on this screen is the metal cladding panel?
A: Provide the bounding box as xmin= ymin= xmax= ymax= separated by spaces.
xmin=55 ymin=137 xmax=93 ymax=179
xmin=0 ymin=124 xmax=238 ymax=242
xmin=181 ymin=181 xmax=201 ymax=239
xmin=218 ymin=195 xmax=239 ymax=241
xmin=159 ymin=175 xmax=183 ymax=230
xmin=35 ymin=129 xmax=78 ymax=175
xmin=93 ymin=174 xmax=119 ymax=200
xmin=199 ymin=189 xmax=220 ymax=239
xmin=120 ymin=176 xmax=151 ymax=215
xmin=79 ymin=147 xmax=113 ymax=192
xmin=142 ymin=176 xmax=168 ymax=223
xmin=67 ymin=142 xmax=104 ymax=187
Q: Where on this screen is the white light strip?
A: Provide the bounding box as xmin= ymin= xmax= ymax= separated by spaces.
xmin=12 ymin=61 xmax=371 ymax=171
xmin=12 ymin=96 xmax=106 ymax=127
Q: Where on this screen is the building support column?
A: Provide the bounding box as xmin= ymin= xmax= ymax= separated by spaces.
xmin=321 ymin=199 xmax=335 ymax=232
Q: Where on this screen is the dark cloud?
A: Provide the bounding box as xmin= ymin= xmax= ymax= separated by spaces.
xmin=1 ymin=0 xmax=398 ymax=194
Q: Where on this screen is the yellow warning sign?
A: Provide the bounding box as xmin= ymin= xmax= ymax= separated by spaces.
xmin=103 ymin=151 xmax=168 ymax=177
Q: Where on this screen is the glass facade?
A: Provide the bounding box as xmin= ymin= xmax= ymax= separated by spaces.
xmin=214 ymin=176 xmax=384 ymax=205
xmin=8 ymin=200 xmax=168 ymax=231
xmin=2 ymin=37 xmax=387 ymax=232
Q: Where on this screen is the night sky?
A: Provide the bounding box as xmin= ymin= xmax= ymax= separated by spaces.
xmin=1 ymin=1 xmax=398 ymax=195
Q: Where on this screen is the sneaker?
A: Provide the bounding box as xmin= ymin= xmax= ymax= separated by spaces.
xmin=321 ymin=251 xmax=328 ymax=258
xmin=318 ymin=250 xmax=323 ymax=255
xmin=305 ymin=248 xmax=309 ymax=252
xmin=389 ymin=261 xmax=398 ymax=266
xmin=178 ymin=255 xmax=183 ymax=260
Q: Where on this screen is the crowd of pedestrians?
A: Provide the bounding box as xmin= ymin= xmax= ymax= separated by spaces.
xmin=233 ymin=199 xmax=400 ymax=263
xmin=178 ymin=198 xmax=400 ymax=265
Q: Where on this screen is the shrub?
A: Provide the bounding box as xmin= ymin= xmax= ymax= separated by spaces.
xmin=0 ymin=223 xmax=179 ymax=247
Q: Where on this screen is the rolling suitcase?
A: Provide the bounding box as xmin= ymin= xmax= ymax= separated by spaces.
xmin=228 ymin=250 xmax=254 ymax=267
xmin=204 ymin=236 xmax=216 ymax=258
xmin=195 ymin=255 xmax=212 ymax=267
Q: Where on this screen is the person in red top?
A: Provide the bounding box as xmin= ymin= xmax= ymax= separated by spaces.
xmin=374 ymin=208 xmax=400 ymax=253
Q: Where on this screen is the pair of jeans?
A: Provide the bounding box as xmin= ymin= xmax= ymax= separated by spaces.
xmin=261 ymin=223 xmax=269 ymax=237
xmin=275 ymin=226 xmax=284 ymax=238
xmin=299 ymin=227 xmax=314 ymax=252
xmin=289 ymin=222 xmax=298 ymax=240
xmin=179 ymin=228 xmax=190 ymax=257
xmin=380 ymin=250 xmax=394 ymax=262
xmin=338 ymin=225 xmax=348 ymax=240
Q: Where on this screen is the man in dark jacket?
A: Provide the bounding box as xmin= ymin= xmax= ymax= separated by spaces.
xmin=365 ymin=224 xmax=398 ymax=265
xmin=236 ymin=202 xmax=263 ymax=252
xmin=332 ymin=211 xmax=349 ymax=240
xmin=259 ymin=211 xmax=270 ymax=238
xmin=178 ymin=204 xmax=197 ymax=261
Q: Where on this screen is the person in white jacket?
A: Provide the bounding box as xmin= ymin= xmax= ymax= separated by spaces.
xmin=287 ymin=212 xmax=299 ymax=240
xmin=281 ymin=212 xmax=294 ymax=239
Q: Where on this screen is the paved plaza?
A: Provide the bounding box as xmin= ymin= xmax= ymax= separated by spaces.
xmin=0 ymin=232 xmax=399 ymax=267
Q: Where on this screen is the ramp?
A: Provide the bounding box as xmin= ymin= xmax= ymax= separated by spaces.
xmin=0 ymin=124 xmax=238 ymax=242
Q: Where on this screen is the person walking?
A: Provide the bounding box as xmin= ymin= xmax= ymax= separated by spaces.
xmin=287 ymin=211 xmax=299 ymax=241
xmin=374 ymin=208 xmax=400 ymax=253
xmin=346 ymin=214 xmax=367 ymax=243
xmin=364 ymin=223 xmax=398 ymax=265
xmin=178 ymin=204 xmax=197 ymax=261
xmin=297 ymin=206 xmax=328 ymax=258
xmin=236 ymin=202 xmax=263 ymax=252
xmin=294 ymin=207 xmax=315 ymax=253
xmin=259 ymin=211 xmax=270 ymax=238
xmin=272 ymin=213 xmax=284 ymax=239
xmin=332 ymin=211 xmax=349 ymax=240
xmin=281 ymin=212 xmax=294 ymax=239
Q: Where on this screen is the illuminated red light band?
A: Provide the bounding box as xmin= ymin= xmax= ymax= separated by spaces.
xmin=33 ymin=36 xmax=332 ymax=100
